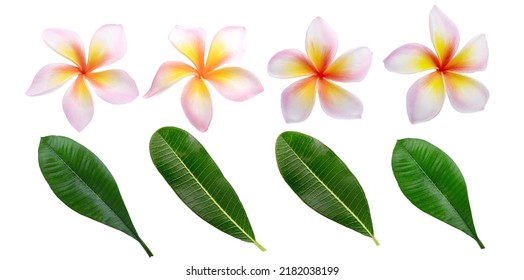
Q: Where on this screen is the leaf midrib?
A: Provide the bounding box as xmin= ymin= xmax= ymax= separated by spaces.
xmin=397 ymin=143 xmax=476 ymax=236
xmin=41 ymin=139 xmax=138 ymax=238
xmin=156 ymin=133 xmax=257 ymax=245
xmin=281 ymin=138 xmax=377 ymax=242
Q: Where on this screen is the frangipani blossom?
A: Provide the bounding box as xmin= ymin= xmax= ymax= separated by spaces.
xmin=384 ymin=6 xmax=489 ymax=124
xmin=26 ymin=24 xmax=138 ymax=131
xmin=144 ymin=26 xmax=264 ymax=132
xmin=268 ymin=17 xmax=372 ymax=123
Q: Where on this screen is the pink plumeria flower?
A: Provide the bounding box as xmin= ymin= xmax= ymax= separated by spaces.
xmin=384 ymin=6 xmax=489 ymax=124
xmin=144 ymin=26 xmax=264 ymax=132
xmin=268 ymin=17 xmax=372 ymax=123
xmin=26 ymin=24 xmax=138 ymax=131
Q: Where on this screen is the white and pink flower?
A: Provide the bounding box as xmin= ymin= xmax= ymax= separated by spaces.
xmin=144 ymin=26 xmax=264 ymax=132
xmin=268 ymin=17 xmax=372 ymax=123
xmin=26 ymin=24 xmax=138 ymax=131
xmin=384 ymin=6 xmax=489 ymax=124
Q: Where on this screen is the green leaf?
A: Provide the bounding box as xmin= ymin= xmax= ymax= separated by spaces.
xmin=391 ymin=138 xmax=484 ymax=248
xmin=38 ymin=136 xmax=153 ymax=257
xmin=149 ymin=126 xmax=265 ymax=251
xmin=275 ymin=131 xmax=378 ymax=245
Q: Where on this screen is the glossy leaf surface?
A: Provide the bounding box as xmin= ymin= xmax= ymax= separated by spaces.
xmin=392 ymin=138 xmax=484 ymax=248
xmin=38 ymin=136 xmax=153 ymax=256
xmin=275 ymin=131 xmax=378 ymax=245
xmin=149 ymin=126 xmax=265 ymax=251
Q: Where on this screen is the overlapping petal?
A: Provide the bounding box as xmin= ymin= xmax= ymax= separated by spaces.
xmin=169 ymin=26 xmax=206 ymax=71
xmin=281 ymin=77 xmax=317 ymax=123
xmin=87 ymin=24 xmax=126 ymax=71
xmin=205 ymin=67 xmax=263 ymax=101
xmin=406 ymin=72 xmax=445 ymax=124
xmin=446 ymin=34 xmax=488 ymax=73
xmin=318 ymin=79 xmax=363 ymax=119
xmin=26 ymin=64 xmax=79 ymax=96
xmin=62 ymin=76 xmax=94 ymax=131
xmin=144 ymin=61 xmax=197 ymax=97
xmin=267 ymin=49 xmax=315 ymax=78
xmin=181 ymin=77 xmax=213 ymax=132
xmin=306 ymin=17 xmax=338 ymax=73
xmin=384 ymin=43 xmax=438 ymax=74
xmin=430 ymin=6 xmax=459 ymax=66
xmin=43 ymin=28 xmax=86 ymax=69
xmin=324 ymin=47 xmax=372 ymax=82
xmin=443 ymin=72 xmax=489 ymax=112
xmin=205 ymin=26 xmax=246 ymax=72
xmin=86 ymin=70 xmax=138 ymax=104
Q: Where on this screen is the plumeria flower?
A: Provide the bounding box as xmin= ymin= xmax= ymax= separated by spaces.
xmin=384 ymin=6 xmax=489 ymax=124
xmin=144 ymin=26 xmax=264 ymax=132
xmin=268 ymin=17 xmax=372 ymax=123
xmin=26 ymin=24 xmax=138 ymax=131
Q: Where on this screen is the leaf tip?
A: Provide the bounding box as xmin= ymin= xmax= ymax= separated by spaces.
xmin=372 ymin=236 xmax=380 ymax=246
xmin=254 ymin=241 xmax=266 ymax=252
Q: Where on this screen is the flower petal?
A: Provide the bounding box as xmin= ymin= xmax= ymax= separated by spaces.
xmin=306 ymin=17 xmax=338 ymax=73
xmin=169 ymin=26 xmax=206 ymax=71
xmin=317 ymin=79 xmax=363 ymax=119
xmin=43 ymin=28 xmax=86 ymax=68
xmin=143 ymin=61 xmax=196 ymax=97
xmin=325 ymin=47 xmax=372 ymax=82
xmin=181 ymin=77 xmax=212 ymax=132
xmin=383 ymin=43 xmax=438 ymax=74
xmin=443 ymin=72 xmax=489 ymax=112
xmin=87 ymin=24 xmax=127 ymax=71
xmin=281 ymin=77 xmax=317 ymax=123
xmin=62 ymin=76 xmax=94 ymax=132
xmin=267 ymin=49 xmax=315 ymax=78
xmin=205 ymin=67 xmax=263 ymax=101
xmin=86 ymin=70 xmax=138 ymax=104
xmin=430 ymin=6 xmax=460 ymax=66
xmin=406 ymin=72 xmax=445 ymax=124
xmin=26 ymin=63 xmax=79 ymax=96
xmin=205 ymin=26 xmax=246 ymax=72
xmin=446 ymin=34 xmax=488 ymax=73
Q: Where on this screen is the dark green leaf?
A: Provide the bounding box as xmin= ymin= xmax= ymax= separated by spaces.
xmin=275 ymin=131 xmax=378 ymax=245
xmin=391 ymin=138 xmax=484 ymax=248
xmin=149 ymin=126 xmax=265 ymax=251
xmin=38 ymin=136 xmax=152 ymax=256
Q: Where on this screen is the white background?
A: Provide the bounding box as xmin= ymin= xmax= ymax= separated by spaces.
xmin=1 ymin=0 xmax=522 ymax=279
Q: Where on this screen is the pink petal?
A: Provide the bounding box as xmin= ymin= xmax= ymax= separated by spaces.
xmin=430 ymin=6 xmax=460 ymax=66
xmin=143 ymin=61 xmax=197 ymax=97
xmin=205 ymin=26 xmax=246 ymax=72
xmin=446 ymin=34 xmax=488 ymax=73
xmin=181 ymin=77 xmax=212 ymax=132
xmin=317 ymin=79 xmax=363 ymax=119
xmin=384 ymin=43 xmax=438 ymax=74
xmin=205 ymin=67 xmax=263 ymax=101
xmin=87 ymin=24 xmax=127 ymax=71
xmin=306 ymin=17 xmax=338 ymax=73
xmin=325 ymin=47 xmax=372 ymax=82
xmin=43 ymin=28 xmax=86 ymax=69
xmin=169 ymin=26 xmax=206 ymax=71
xmin=86 ymin=70 xmax=138 ymax=104
xmin=281 ymin=77 xmax=317 ymax=123
xmin=443 ymin=72 xmax=489 ymax=112
xmin=406 ymin=72 xmax=445 ymax=124
xmin=26 ymin=63 xmax=79 ymax=96
xmin=62 ymin=76 xmax=94 ymax=132
xmin=267 ymin=49 xmax=315 ymax=78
